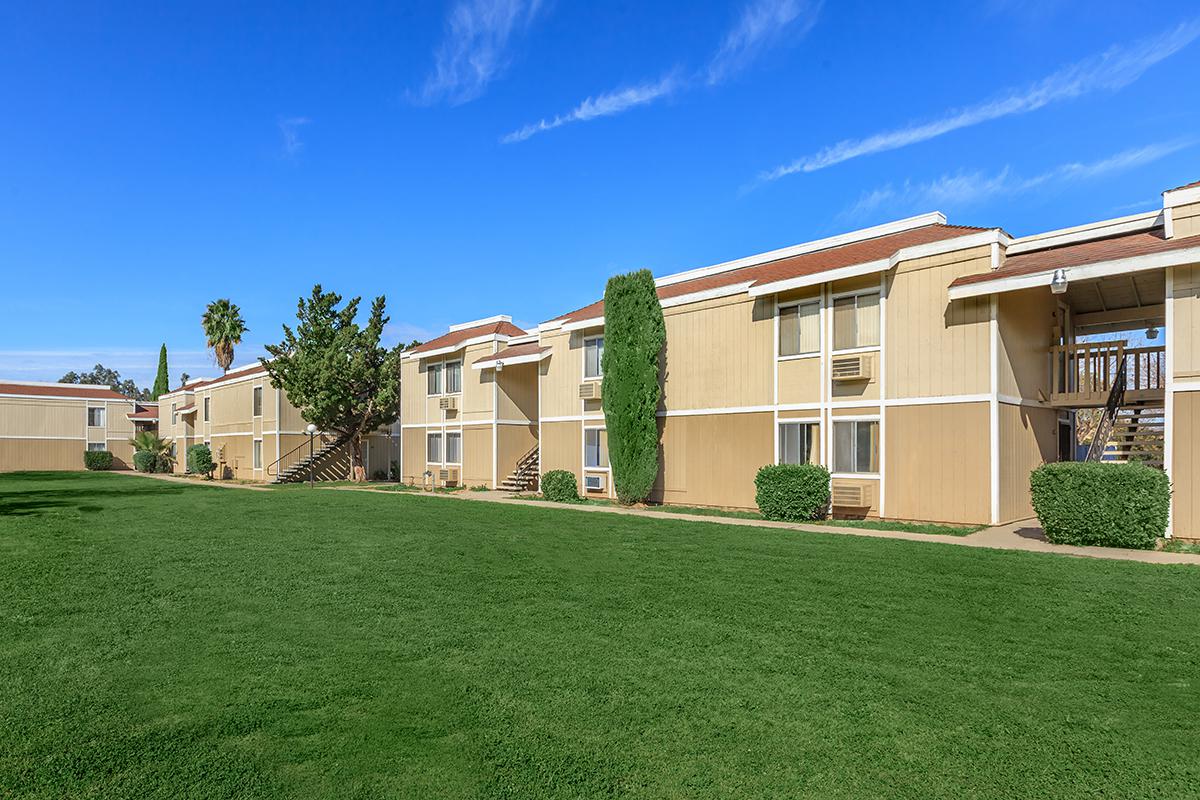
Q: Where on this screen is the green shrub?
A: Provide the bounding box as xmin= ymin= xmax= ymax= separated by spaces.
xmin=187 ymin=444 xmax=215 ymax=478
xmin=602 ymin=269 xmax=666 ymax=505
xmin=83 ymin=450 xmax=113 ymax=471
xmin=1030 ymin=462 xmax=1169 ymax=550
xmin=754 ymin=463 xmax=831 ymax=522
xmin=133 ymin=450 xmax=157 ymax=473
xmin=541 ymin=470 xmax=580 ymax=503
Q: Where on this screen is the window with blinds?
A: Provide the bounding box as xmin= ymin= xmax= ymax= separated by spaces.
xmin=779 ymin=301 xmax=819 ymax=356
xmin=833 ymin=292 xmax=880 ymax=351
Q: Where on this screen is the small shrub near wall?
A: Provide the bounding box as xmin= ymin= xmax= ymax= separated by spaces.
xmin=541 ymin=470 xmax=580 ymax=503
xmin=754 ymin=464 xmax=831 ymax=522
xmin=133 ymin=450 xmax=157 ymax=473
xmin=83 ymin=450 xmax=113 ymax=471
xmin=1030 ymin=462 xmax=1169 ymax=550
xmin=187 ymin=444 xmax=215 ymax=478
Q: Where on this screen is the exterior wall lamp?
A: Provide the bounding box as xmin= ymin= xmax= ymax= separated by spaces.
xmin=1050 ymin=269 xmax=1069 ymax=295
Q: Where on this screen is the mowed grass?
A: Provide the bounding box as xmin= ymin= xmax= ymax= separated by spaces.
xmin=1 ymin=473 xmax=1198 ymax=799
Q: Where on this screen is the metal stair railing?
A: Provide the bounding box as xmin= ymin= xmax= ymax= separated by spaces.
xmin=1086 ymin=353 xmax=1128 ymax=463
xmin=266 ymin=431 xmax=348 ymax=480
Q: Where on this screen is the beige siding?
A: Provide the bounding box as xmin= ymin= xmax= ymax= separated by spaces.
xmin=539 ymin=329 xmax=592 ymax=420
xmin=497 ymin=362 xmax=538 ymax=422
xmin=999 ymin=403 xmax=1058 ymax=523
xmin=401 ymin=360 xmax=425 ymax=426
xmin=830 ymin=351 xmax=879 ymax=402
xmin=1174 ymin=264 xmax=1200 ymax=380
xmin=998 ymin=287 xmax=1057 ymax=400
xmin=660 ymin=295 xmax=773 ymax=411
xmin=0 ymin=397 xmax=84 ymax=437
xmin=1171 ymin=201 xmax=1200 ymax=239
xmin=887 ymin=247 xmax=992 ymax=399
xmin=777 ymin=357 xmax=820 ymax=405
xmin=462 ymin=426 xmax=492 ymax=487
xmin=497 ymin=423 xmax=537 ymax=482
xmin=540 ymin=420 xmax=581 ymax=477
xmin=402 ymin=429 xmax=426 ymax=484
xmin=651 ymin=411 xmax=773 ymax=510
xmin=0 ymin=439 xmax=83 ymax=472
xmin=1173 ymin=391 xmax=1200 ymax=538
xmin=884 ymin=402 xmax=991 ymax=525
xmin=461 ymin=341 xmax=495 ymax=423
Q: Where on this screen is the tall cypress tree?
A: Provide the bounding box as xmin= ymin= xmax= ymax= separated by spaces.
xmin=601 ymin=269 xmax=666 ymax=505
xmin=152 ymin=344 xmax=170 ymax=400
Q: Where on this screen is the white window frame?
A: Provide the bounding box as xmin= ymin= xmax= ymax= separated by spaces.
xmin=777 ymin=299 xmax=821 ymax=360
xmin=831 ymin=289 xmax=881 ymax=354
xmin=86 ymin=442 xmax=107 ymax=452
xmin=777 ymin=420 xmax=819 ymax=465
xmin=445 ymin=431 xmax=462 ymax=465
xmin=252 ymin=438 xmax=263 ymax=470
xmin=86 ymin=406 xmax=106 ymax=427
xmin=171 ymin=403 xmax=178 ymax=425
xmin=831 ymin=417 xmax=881 ymax=477
xmin=583 ymin=335 xmax=604 ymax=381
xmin=252 ymin=386 xmax=263 ymax=418
xmin=426 ymin=432 xmax=443 ymax=464
xmin=444 ymin=360 xmax=462 ymax=395
xmin=583 ymin=426 xmax=608 ymax=471
xmin=427 ymin=363 xmax=443 ymax=396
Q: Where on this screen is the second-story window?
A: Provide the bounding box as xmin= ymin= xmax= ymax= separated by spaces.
xmin=86 ymin=407 xmax=105 ymax=427
xmin=171 ymin=403 xmax=177 ymax=425
xmin=779 ymin=301 xmax=819 ymax=357
xmin=427 ymin=363 xmax=443 ymax=396
xmin=203 ymin=396 xmax=210 ymax=422
xmin=584 ymin=336 xmax=604 ymax=379
xmin=252 ymin=386 xmax=263 ymax=417
xmin=833 ymin=291 xmax=880 ymax=351
xmin=445 ymin=361 xmax=462 ymax=394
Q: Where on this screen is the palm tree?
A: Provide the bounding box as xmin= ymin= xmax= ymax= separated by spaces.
xmin=129 ymin=431 xmax=175 ymax=472
xmin=201 ymin=299 xmax=248 ymax=373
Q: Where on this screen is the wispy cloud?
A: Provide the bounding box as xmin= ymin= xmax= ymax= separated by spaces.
xmin=502 ymin=73 xmax=680 ymax=143
xmin=761 ymin=18 xmax=1200 ymax=183
xmin=503 ymin=0 xmax=819 ymax=143
xmin=707 ymin=0 xmax=821 ymax=85
xmin=0 ymin=347 xmax=268 ymax=386
xmin=278 ymin=117 xmax=310 ymax=158
xmin=842 ymin=140 xmax=1193 ymax=219
xmin=417 ymin=0 xmax=546 ymax=105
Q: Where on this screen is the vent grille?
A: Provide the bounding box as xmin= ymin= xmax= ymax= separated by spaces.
xmin=831 ymin=481 xmax=872 ymax=507
xmin=439 ymin=396 xmax=457 ymax=410
xmin=831 ymin=355 xmax=870 ymax=381
xmin=579 ymin=382 xmax=602 ymax=400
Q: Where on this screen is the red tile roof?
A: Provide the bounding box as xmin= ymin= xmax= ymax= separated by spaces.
xmin=127 ymin=407 xmax=159 ymax=420
xmin=472 ymin=342 xmax=547 ymax=365
xmin=950 ymin=229 xmax=1200 ymax=288
xmin=408 ymin=321 xmax=527 ymax=355
xmin=549 ymin=224 xmax=989 ymax=323
xmin=169 ymin=363 xmax=270 ymax=394
xmin=176 ymin=404 xmax=196 ymax=414
xmin=0 ymin=382 xmax=130 ymax=400
xmin=1166 ymin=179 xmax=1200 ymax=192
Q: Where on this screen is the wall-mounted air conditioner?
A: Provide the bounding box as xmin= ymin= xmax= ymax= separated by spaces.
xmin=584 ymin=473 xmax=606 ymax=492
xmin=831 ymin=481 xmax=873 ymax=508
xmin=578 ymin=382 xmax=602 ymax=400
xmin=439 ymin=396 xmax=457 ymax=410
xmin=831 ymin=354 xmax=871 ymax=381
xmin=438 ymin=467 xmax=460 ymax=487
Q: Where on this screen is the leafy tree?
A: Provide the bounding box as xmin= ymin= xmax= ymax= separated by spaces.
xmin=60 ymin=363 xmax=150 ymax=401
xmin=202 ymin=298 xmax=248 ymax=373
xmin=180 ymin=372 xmax=191 ymax=386
xmin=152 ymin=344 xmax=170 ymax=399
xmin=601 ymin=269 xmax=666 ymax=505
xmin=262 ymin=285 xmax=403 ymax=482
xmin=129 ymin=431 xmax=175 ymax=472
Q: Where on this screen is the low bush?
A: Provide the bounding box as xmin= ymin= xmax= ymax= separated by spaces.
xmin=754 ymin=463 xmax=831 ymax=522
xmin=187 ymin=444 xmax=215 ymax=478
xmin=541 ymin=470 xmax=580 ymax=503
xmin=133 ymin=450 xmax=156 ymax=473
xmin=1030 ymin=462 xmax=1169 ymax=550
xmin=83 ymin=450 xmax=113 ymax=471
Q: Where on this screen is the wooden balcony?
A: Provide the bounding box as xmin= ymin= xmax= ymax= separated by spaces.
xmin=1048 ymin=341 xmax=1165 ymax=408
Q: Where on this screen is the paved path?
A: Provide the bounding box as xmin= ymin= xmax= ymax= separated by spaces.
xmin=109 ymin=472 xmax=1200 ymax=565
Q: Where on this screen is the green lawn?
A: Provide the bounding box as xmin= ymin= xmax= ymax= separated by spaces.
xmin=1 ymin=472 xmax=1198 ymax=798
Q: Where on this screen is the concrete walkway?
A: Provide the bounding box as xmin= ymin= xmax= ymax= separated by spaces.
xmin=109 ymin=472 xmax=1200 ymax=565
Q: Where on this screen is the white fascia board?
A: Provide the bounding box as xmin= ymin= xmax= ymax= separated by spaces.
xmin=660 ymin=282 xmax=754 ymax=308
xmin=1163 ymin=185 xmax=1200 ymax=207
xmin=471 ymin=349 xmax=550 ymax=370
xmin=560 ymin=316 xmax=605 ymax=333
xmin=748 ymin=259 xmax=890 ymax=297
xmin=0 ymin=391 xmax=124 ymax=403
xmin=1007 ymin=210 xmax=1163 ymax=255
xmin=447 ymin=314 xmax=512 ymax=332
xmin=654 ymin=211 xmax=947 ymax=289
xmin=947 ymin=245 xmax=1200 ymax=301
xmin=402 ymin=333 xmax=505 ymax=360
xmin=505 ymin=333 xmax=539 ymax=346
xmin=537 ymin=319 xmax=566 ymax=333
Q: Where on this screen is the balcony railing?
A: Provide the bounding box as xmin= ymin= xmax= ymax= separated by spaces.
xmin=1049 ymin=340 xmax=1165 ymax=407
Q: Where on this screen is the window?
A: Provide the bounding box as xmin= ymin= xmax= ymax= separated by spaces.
xmin=833 ymin=292 xmax=880 ymax=351
xmin=169 ymin=442 xmax=177 ymax=459
xmin=778 ymin=422 xmax=817 ymax=465
xmin=203 ymin=396 xmax=210 ymax=422
xmin=779 ymin=301 xmax=819 ymax=357
xmin=252 ymin=439 xmax=263 ymax=469
xmin=445 ymin=432 xmax=462 ymax=464
xmin=445 ymin=361 xmax=462 ymax=394
xmin=87 ymin=442 xmax=107 ymax=452
xmin=584 ymin=428 xmax=608 ymax=468
xmin=584 ymin=336 xmax=604 ymax=379
xmin=86 ymin=407 xmax=105 ymax=427
xmin=171 ymin=403 xmax=178 ymax=425
xmin=427 ymin=432 xmax=442 ymax=463
xmin=427 ymin=363 xmax=443 ymax=396
xmin=252 ymin=386 xmax=263 ymax=417
xmin=833 ymin=420 xmax=879 ymax=474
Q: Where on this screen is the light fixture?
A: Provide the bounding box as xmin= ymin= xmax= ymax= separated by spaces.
xmin=1146 ymin=326 xmax=1160 ymax=340
xmin=1050 ymin=268 xmax=1069 ymax=295
xmin=306 ymin=423 xmax=317 ymax=435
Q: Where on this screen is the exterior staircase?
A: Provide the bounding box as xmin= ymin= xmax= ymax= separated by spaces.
xmin=1101 ymin=402 xmax=1165 ymax=468
xmin=269 ymin=432 xmax=352 ymax=484
xmin=497 ymin=446 xmax=539 ymax=492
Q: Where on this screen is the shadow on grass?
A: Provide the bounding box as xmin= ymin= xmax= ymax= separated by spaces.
xmin=0 ymin=475 xmax=187 ymax=517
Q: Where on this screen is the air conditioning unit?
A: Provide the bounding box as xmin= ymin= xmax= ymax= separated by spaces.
xmin=579 ymin=382 xmax=602 ymax=400
xmin=584 ymin=473 xmax=606 ymax=492
xmin=438 ymin=467 xmax=460 ymax=486
xmin=831 ymin=481 xmax=873 ymax=508
xmin=831 ymin=354 xmax=871 ymax=381
xmin=439 ymin=396 xmax=457 ymax=410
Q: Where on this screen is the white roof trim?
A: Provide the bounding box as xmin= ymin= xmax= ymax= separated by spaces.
xmin=947 ymin=245 xmax=1200 ymax=301
xmin=505 ymin=333 xmax=539 ymax=346
xmin=447 ymin=314 xmax=512 ymax=332
xmin=402 ymin=333 xmax=511 ymax=360
xmin=661 ymin=281 xmax=755 ymax=309
xmin=1163 ymin=184 xmax=1200 ymax=207
xmin=560 ymin=316 xmax=604 ymax=333
xmin=472 ymin=349 xmax=550 ymax=370
xmin=654 ymin=211 xmax=947 ymax=289
xmin=1007 ymin=210 xmax=1164 ymax=255
xmin=0 ymin=391 xmax=133 ymax=402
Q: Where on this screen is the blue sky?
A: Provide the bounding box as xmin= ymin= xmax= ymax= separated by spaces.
xmin=2 ymin=0 xmax=1199 ymax=387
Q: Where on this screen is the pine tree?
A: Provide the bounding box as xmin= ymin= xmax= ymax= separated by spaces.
xmin=152 ymin=344 xmax=170 ymax=399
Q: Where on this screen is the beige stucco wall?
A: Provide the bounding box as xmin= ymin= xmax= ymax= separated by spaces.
xmin=884 ymin=402 xmax=991 ymax=525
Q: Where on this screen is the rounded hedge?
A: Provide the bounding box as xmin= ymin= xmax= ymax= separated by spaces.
xmin=132 ymin=450 xmax=157 ymax=473
xmin=187 ymin=444 xmax=214 ymax=477
xmin=83 ymin=450 xmax=113 ymax=471
xmin=754 ymin=463 xmax=831 ymax=522
xmin=1030 ymin=461 xmax=1169 ymax=550
xmin=541 ymin=470 xmax=580 ymax=503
